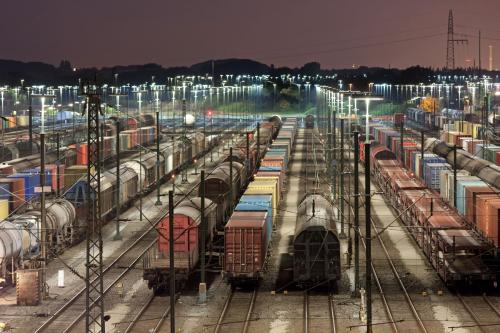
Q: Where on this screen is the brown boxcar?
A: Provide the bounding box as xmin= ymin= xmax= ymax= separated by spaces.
xmin=224 ymin=214 xmax=268 ymax=284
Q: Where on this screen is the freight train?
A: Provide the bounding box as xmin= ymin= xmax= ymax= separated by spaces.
xmin=0 ymin=117 xmax=253 ymax=285
xmin=0 ymin=199 xmax=76 ymax=284
xmin=292 ymin=128 xmax=340 ymax=288
xmin=406 ymin=107 xmax=466 ymax=131
xmin=363 ymin=121 xmax=499 ymax=286
xmin=143 ymin=117 xmax=294 ymax=292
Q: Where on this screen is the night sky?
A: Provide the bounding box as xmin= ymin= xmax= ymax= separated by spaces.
xmin=2 ymin=0 xmax=499 ymax=69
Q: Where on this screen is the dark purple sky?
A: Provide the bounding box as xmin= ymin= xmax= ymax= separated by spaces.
xmin=2 ymin=0 xmax=499 ymax=69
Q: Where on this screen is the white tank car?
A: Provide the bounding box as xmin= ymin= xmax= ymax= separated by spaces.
xmin=0 ymin=199 xmax=76 ymax=278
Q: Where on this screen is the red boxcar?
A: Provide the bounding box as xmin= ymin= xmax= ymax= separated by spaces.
xmin=143 ymin=197 xmax=217 ymax=292
xmin=224 ymin=212 xmax=268 ymax=284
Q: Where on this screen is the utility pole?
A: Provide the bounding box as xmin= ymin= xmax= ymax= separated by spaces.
xmin=453 ymin=145 xmax=457 ymax=208
xmin=256 ymin=122 xmax=261 ymax=167
xmin=156 ymin=110 xmax=162 ymax=205
xmin=168 ymin=190 xmax=176 ymax=333
xmin=229 ymin=148 xmax=234 ymax=212
xmin=353 ymin=131 xmax=360 ymax=296
xmin=40 ymin=132 xmax=47 ymax=297
xmin=29 ymin=95 xmax=33 ymax=155
xmin=83 ymin=85 xmax=105 ymax=333
xmin=364 ymin=142 xmax=372 ymax=333
xmin=199 ymin=171 xmax=206 ymax=303
xmin=327 ymin=96 xmax=333 ymax=195
xmin=446 ymin=9 xmax=468 ymax=69
xmin=339 ymin=119 xmax=346 ymax=238
xmin=333 ymin=109 xmax=337 ymax=202
xmin=479 ymin=30 xmax=482 ymax=74
xmin=181 ymin=99 xmax=188 ymax=184
xmin=400 ymin=121 xmax=404 ymax=162
xmin=489 ymin=45 xmax=494 ymax=71
xmin=56 ymin=132 xmax=61 ymax=197
xmin=246 ymin=132 xmax=250 ymax=174
xmin=114 ymin=121 xmax=122 ymax=241
xmin=420 ymin=131 xmax=425 ymax=177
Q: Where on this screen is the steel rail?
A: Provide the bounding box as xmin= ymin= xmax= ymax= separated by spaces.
xmin=328 ymin=294 xmax=337 ymax=333
xmin=359 ymin=176 xmax=428 ymax=333
xmin=457 ymin=293 xmax=487 ymax=333
xmin=34 ymin=131 xmax=238 ymax=333
xmin=123 ymin=294 xmax=156 ymax=333
xmin=303 ymin=292 xmax=309 ymax=333
xmin=213 ymin=289 xmax=235 ymax=333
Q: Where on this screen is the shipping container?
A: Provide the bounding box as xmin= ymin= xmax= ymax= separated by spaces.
xmin=0 ymin=199 xmax=8 ymax=220
xmin=7 ymin=173 xmax=40 ymax=201
xmin=456 ymin=180 xmax=488 ymax=215
xmin=464 ymin=187 xmax=500 ymax=225
xmin=245 ymin=180 xmax=279 ymax=220
xmin=236 ymin=194 xmax=273 ymax=227
xmin=0 ymin=178 xmax=25 ymax=211
xmin=224 ymin=217 xmax=268 ymax=281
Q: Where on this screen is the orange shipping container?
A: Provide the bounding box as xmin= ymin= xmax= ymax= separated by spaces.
xmin=0 ymin=178 xmax=25 ymax=210
xmin=483 ymin=200 xmax=500 ymax=247
xmin=476 ymin=196 xmax=500 ymax=242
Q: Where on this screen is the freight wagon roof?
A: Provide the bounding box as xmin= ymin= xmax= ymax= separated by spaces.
xmin=376 ymin=160 xmax=401 ymax=167
xmin=177 ymin=197 xmax=215 ymax=210
xmin=436 ymin=229 xmax=486 ymax=250
xmin=231 ymin=211 xmax=268 ymax=219
xmin=235 ymin=203 xmax=269 ymax=211
xmin=445 ymin=254 xmax=490 ymax=275
xmin=427 ymin=214 xmax=464 ymax=229
xmin=240 ymin=194 xmax=273 ymax=202
xmin=172 ymin=206 xmax=211 ymax=225
xmin=395 ymin=179 xmax=425 ymax=191
xmin=225 ymin=218 xmax=266 ymax=228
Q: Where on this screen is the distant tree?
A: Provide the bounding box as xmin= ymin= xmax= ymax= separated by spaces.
xmin=300 ymin=62 xmax=321 ymax=75
xmin=58 ymin=60 xmax=72 ymax=72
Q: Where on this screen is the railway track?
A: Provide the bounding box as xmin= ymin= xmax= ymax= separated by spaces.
xmin=120 ymin=294 xmax=178 ymax=333
xmin=213 ymin=288 xmax=257 ymax=333
xmin=342 ymin=159 xmax=428 ymax=333
xmin=453 ymin=293 xmax=500 ymax=333
xmin=302 ymin=291 xmax=338 ymax=333
xmin=33 ymin=138 xmax=235 ymax=333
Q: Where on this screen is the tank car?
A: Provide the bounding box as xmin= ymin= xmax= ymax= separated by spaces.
xmin=0 ymin=199 xmax=76 ymax=284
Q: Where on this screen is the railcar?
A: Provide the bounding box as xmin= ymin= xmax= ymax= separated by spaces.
xmin=293 ymin=193 xmax=341 ymax=287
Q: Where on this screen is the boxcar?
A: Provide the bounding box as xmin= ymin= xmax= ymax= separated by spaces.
xmin=293 ymin=193 xmax=340 ymax=287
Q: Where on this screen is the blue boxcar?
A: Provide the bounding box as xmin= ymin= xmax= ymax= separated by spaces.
xmin=8 ymin=173 xmax=40 ymax=201
xmin=23 ymin=169 xmax=53 ymax=189
xmin=236 ymin=195 xmax=273 ymax=239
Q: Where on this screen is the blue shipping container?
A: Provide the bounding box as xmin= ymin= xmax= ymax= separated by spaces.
xmin=424 ymin=163 xmax=450 ymax=190
xmin=235 ymin=203 xmax=273 ymax=244
xmin=8 ymin=173 xmax=40 ymax=200
xmin=456 ymin=180 xmax=488 ymax=215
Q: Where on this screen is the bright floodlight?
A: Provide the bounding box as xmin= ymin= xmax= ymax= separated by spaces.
xmin=354 ymin=96 xmax=384 ymax=141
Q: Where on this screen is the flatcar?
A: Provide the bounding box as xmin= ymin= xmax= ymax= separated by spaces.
xmin=293 ymin=193 xmax=340 ymax=287
xmin=363 ymin=123 xmax=499 ymax=286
